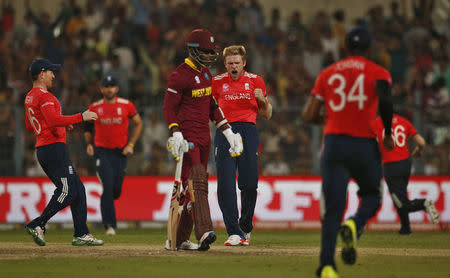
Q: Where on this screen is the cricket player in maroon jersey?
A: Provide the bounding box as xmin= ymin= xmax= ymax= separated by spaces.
xmin=24 ymin=58 xmax=103 ymax=246
xmin=303 ymin=27 xmax=395 ymax=278
xmin=212 ymin=45 xmax=272 ymax=246
xmin=163 ymin=29 xmax=243 ymax=251
xmin=84 ymin=75 xmax=143 ymax=236
xmin=373 ymin=113 xmax=440 ymax=235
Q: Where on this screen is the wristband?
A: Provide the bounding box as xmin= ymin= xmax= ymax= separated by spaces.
xmin=128 ymin=143 xmax=135 ymax=147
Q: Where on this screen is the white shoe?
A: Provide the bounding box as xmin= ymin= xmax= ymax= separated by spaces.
xmin=424 ymin=199 xmax=440 ymax=224
xmin=72 ymin=234 xmax=104 ymax=246
xmin=179 ymin=240 xmax=198 ymax=250
xmin=224 ymin=234 xmax=245 ymax=246
xmin=26 ymin=226 xmax=46 ymax=246
xmin=198 ymin=231 xmax=216 ymax=251
xmin=243 ymin=232 xmax=251 ymax=246
xmin=106 ymin=227 xmax=116 ymax=236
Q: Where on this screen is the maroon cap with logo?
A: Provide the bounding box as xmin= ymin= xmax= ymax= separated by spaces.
xmin=186 ymin=29 xmax=219 ymax=51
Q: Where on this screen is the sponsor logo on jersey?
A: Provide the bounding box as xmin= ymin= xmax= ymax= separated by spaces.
xmin=68 ymin=166 xmax=74 ymax=175
xmin=100 ymin=117 xmax=123 ymax=125
xmin=117 ymin=107 xmax=122 ymax=115
xmin=195 ymin=76 xmax=200 ymax=84
xmin=98 ymin=108 xmax=103 ymax=115
xmin=224 ymin=93 xmax=251 ymax=101
xmin=222 ymin=83 xmax=229 ymax=92
xmin=204 ymin=73 xmax=209 ymax=80
xmin=192 ymin=86 xmax=212 ymax=98
xmin=245 ymin=83 xmax=250 ymax=90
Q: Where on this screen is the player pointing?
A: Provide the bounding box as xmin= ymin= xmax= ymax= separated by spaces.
xmin=24 ymin=58 xmax=103 ymax=246
xmin=303 ymin=27 xmax=394 ymax=278
xmin=212 ymin=45 xmax=272 ymax=246
xmin=163 ymin=29 xmax=243 ymax=251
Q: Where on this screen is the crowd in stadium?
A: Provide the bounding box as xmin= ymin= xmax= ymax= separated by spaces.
xmin=0 ymin=0 xmax=449 ymax=176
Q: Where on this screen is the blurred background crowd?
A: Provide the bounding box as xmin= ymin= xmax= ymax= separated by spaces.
xmin=0 ymin=0 xmax=449 ymax=177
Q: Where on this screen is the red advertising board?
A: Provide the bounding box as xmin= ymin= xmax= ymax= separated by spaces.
xmin=0 ymin=176 xmax=448 ymax=230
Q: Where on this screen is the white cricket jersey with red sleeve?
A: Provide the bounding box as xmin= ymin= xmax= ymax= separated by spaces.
xmin=373 ymin=114 xmax=418 ymax=164
xmin=212 ymin=71 xmax=266 ymax=124
xmin=311 ymin=56 xmax=392 ymax=138
xmin=24 ymin=87 xmax=83 ymax=147
xmin=88 ymin=97 xmax=137 ymax=149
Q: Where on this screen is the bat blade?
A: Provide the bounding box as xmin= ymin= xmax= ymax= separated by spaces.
xmin=167 ymin=180 xmax=181 ymax=250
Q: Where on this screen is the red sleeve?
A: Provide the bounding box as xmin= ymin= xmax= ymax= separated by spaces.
xmin=209 ymin=95 xmax=227 ymax=127
xmin=311 ymin=72 xmax=325 ymax=100
xmin=24 ymin=110 xmax=33 ymax=131
xmin=375 ymin=67 xmax=392 ymax=84
xmin=40 ymin=94 xmax=82 ymax=127
xmin=405 ymin=118 xmax=417 ymax=137
xmin=255 ymin=76 xmax=267 ymax=96
xmin=163 ymin=71 xmax=183 ymax=129
xmin=128 ymin=101 xmax=137 ymax=117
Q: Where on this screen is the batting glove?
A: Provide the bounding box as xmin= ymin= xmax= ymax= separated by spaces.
xmin=166 ymin=131 xmax=185 ymax=161
xmin=223 ymin=128 xmax=243 ymax=157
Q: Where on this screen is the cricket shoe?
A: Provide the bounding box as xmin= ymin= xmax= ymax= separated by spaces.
xmin=179 ymin=240 xmax=198 ymax=250
xmin=424 ymin=199 xmax=440 ymax=224
xmin=26 ymin=226 xmax=46 ymax=246
xmin=339 ymin=219 xmax=357 ymax=265
xmin=224 ymin=235 xmax=245 ymax=246
xmin=106 ymin=226 xmax=116 ymax=236
xmin=320 ymin=265 xmax=339 ymax=278
xmin=242 ymin=232 xmax=251 ymax=246
xmin=72 ymin=234 xmax=104 ymax=246
xmin=198 ymin=231 xmax=216 ymax=251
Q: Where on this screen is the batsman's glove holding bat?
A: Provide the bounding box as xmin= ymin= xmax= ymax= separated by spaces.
xmin=166 ymin=131 xmax=188 ymax=161
xmin=223 ymin=128 xmax=243 ymax=157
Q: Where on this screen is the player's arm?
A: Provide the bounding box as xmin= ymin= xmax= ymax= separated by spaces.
xmin=376 ymin=79 xmax=394 ymax=150
xmin=209 ymin=96 xmax=243 ymax=157
xmin=411 ymin=133 xmax=426 ymax=157
xmin=254 ymin=78 xmax=272 ymax=120
xmin=122 ymin=113 xmax=143 ymax=156
xmin=41 ymin=96 xmax=97 ymax=127
xmin=302 ymin=96 xmax=325 ymax=124
xmin=84 ymin=120 xmax=95 ymax=156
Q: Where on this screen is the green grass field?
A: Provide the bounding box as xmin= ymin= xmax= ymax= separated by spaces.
xmin=1 ymin=228 xmax=449 ymax=278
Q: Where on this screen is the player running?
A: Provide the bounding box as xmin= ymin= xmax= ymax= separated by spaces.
xmin=212 ymin=45 xmax=272 ymax=246
xmin=24 ymin=58 xmax=103 ymax=246
xmin=372 ymin=113 xmax=440 ymax=235
xmin=302 ymin=27 xmax=394 ymax=278
xmin=84 ymin=75 xmax=143 ymax=236
xmin=163 ymin=29 xmax=243 ymax=251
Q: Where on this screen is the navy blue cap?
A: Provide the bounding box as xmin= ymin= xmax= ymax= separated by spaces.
xmin=345 ymin=27 xmax=371 ymax=51
xmin=29 ymin=58 xmax=61 ymax=76
xmin=101 ymin=75 xmax=118 ymax=87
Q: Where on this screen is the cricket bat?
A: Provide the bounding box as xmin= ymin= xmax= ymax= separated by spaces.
xmin=167 ymin=142 xmax=193 ymax=251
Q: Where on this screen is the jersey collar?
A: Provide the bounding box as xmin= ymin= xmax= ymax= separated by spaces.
xmin=185 ymin=58 xmax=202 ymax=72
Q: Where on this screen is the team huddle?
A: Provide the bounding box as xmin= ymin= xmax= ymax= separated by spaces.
xmin=23 ymin=27 xmax=439 ymax=278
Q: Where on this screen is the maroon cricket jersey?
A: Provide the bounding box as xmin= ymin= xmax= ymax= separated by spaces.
xmin=24 ymin=87 xmax=82 ymax=147
xmin=163 ymin=58 xmax=226 ymax=145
